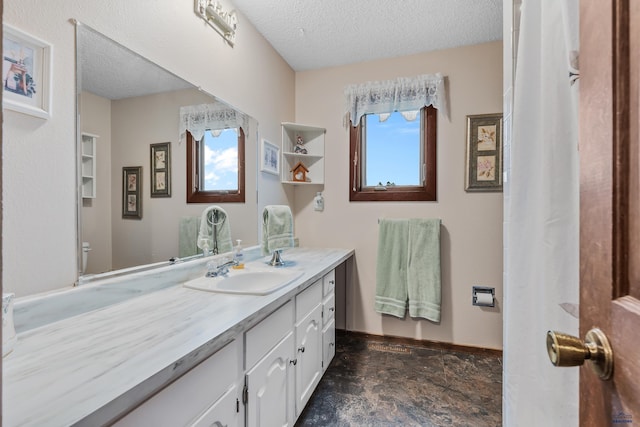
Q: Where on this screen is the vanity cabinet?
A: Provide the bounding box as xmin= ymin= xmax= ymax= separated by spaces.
xmin=243 ymin=271 xmax=336 ymax=424
xmin=114 ymin=338 xmax=242 ymax=427
xmin=116 ymin=269 xmax=337 ymax=427
xmin=281 ymin=122 xmax=325 ymax=185
xmin=321 ymin=270 xmax=336 ymax=371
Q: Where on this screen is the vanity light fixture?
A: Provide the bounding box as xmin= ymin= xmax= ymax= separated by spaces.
xmin=195 ymin=0 xmax=237 ymax=46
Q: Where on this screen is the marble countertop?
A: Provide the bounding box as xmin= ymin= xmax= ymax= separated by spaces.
xmin=3 ymin=247 xmax=353 ymax=426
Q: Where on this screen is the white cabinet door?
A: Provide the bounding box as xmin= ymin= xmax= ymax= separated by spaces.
xmin=246 ymin=332 xmax=295 ymax=427
xmin=322 ymin=318 xmax=336 ymax=372
xmin=294 ymin=303 xmax=323 ymax=415
xmin=191 ymin=384 xmax=240 ymax=427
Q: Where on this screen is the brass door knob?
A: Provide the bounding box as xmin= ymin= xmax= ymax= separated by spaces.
xmin=546 ymin=328 xmax=613 ymax=380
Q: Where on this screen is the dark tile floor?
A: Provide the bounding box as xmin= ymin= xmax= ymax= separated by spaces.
xmin=296 ymin=331 xmax=502 ymax=427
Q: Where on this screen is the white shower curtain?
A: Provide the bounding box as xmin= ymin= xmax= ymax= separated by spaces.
xmin=504 ymin=0 xmax=579 ymax=425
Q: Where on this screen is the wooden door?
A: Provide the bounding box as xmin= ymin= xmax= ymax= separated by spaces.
xmin=580 ymin=0 xmax=640 ymax=423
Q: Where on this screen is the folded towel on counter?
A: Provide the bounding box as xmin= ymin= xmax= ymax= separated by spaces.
xmin=262 ymin=205 xmax=294 ymax=256
xmin=374 ymin=218 xmax=442 ymax=322
xmin=197 ymin=205 xmax=233 ymax=254
xmin=178 ymin=216 xmax=201 ymax=258
xmin=407 ymin=218 xmax=441 ymax=322
xmin=374 ymin=219 xmax=410 ymax=318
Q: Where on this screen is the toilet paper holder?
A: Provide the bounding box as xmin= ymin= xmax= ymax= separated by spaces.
xmin=472 ymin=286 xmax=495 ymax=307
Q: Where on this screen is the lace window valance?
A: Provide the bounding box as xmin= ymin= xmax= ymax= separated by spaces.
xmin=179 ymin=103 xmax=249 ymax=142
xmin=344 ymin=73 xmax=448 ymax=126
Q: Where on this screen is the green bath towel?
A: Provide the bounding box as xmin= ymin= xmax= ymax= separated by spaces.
xmin=374 ymin=219 xmax=410 ymax=317
xmin=375 ymin=218 xmax=441 ymax=322
xmin=407 ymin=218 xmax=441 ymax=322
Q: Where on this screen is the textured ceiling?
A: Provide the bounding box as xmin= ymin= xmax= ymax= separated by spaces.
xmin=78 ymin=25 xmax=193 ymax=100
xmin=232 ymin=0 xmax=503 ymax=71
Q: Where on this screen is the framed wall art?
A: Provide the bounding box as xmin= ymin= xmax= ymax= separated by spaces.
xmin=465 ymin=113 xmax=503 ymax=192
xmin=122 ymin=166 xmax=142 ymax=219
xmin=261 ymin=138 xmax=280 ymax=176
xmin=2 ymin=24 xmax=52 ymax=119
xmin=150 ymin=142 xmax=171 ymax=197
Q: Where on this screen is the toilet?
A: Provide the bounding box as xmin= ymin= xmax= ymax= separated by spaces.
xmin=82 ymin=242 xmax=91 ymax=273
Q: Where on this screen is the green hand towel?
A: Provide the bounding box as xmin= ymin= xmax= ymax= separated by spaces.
xmin=407 ymin=218 xmax=441 ymax=322
xmin=178 ymin=216 xmax=200 ymax=258
xmin=375 ymin=219 xmax=410 ymax=318
xmin=197 ymin=206 xmax=233 ymax=254
xmin=262 ymin=205 xmax=294 ymax=256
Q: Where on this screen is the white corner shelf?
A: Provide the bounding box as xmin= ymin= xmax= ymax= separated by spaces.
xmin=81 ymin=133 xmax=98 ymax=199
xmin=281 ymin=122 xmax=325 ymax=186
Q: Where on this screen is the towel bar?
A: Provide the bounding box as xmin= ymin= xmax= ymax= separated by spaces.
xmin=378 ymin=218 xmax=443 ymax=224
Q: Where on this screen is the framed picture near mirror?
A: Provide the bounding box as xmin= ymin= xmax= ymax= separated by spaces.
xmin=2 ymin=24 xmax=52 ymax=119
xmin=261 ymin=138 xmax=280 ymax=176
xmin=464 ymin=113 xmax=503 ymax=192
xmin=150 ymin=142 xmax=171 ymax=197
xmin=122 ymin=166 xmax=142 ymax=219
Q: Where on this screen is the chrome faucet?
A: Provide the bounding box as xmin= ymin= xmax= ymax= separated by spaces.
xmin=206 ymin=259 xmax=239 ymax=277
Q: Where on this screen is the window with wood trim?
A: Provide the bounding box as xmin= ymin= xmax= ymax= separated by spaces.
xmin=187 ymin=127 xmax=245 ymax=203
xmin=349 ymin=106 xmax=437 ymax=201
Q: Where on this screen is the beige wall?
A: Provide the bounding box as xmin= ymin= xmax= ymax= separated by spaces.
xmin=80 ymin=92 xmax=113 ymax=274
xmin=4 ymin=0 xmax=295 ymax=296
xmin=293 ymin=41 xmax=504 ymax=349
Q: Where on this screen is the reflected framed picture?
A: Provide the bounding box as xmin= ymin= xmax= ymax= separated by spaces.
xmin=150 ymin=142 xmax=171 ymax=197
xmin=465 ymin=113 xmax=503 ymax=192
xmin=122 ymin=166 xmax=142 ymax=219
xmin=261 ymin=138 xmax=280 ymax=176
xmin=2 ymin=24 xmax=52 ymax=119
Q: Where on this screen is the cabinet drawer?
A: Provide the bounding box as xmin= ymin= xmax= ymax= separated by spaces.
xmin=115 ymin=338 xmax=240 ymax=427
xmin=245 ymin=300 xmax=294 ymax=368
xmin=322 ymin=292 xmax=335 ymax=326
xmin=296 ymin=279 xmax=322 ymax=321
xmin=322 ymin=270 xmax=335 ymax=296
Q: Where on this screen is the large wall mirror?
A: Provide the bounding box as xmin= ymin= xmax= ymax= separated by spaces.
xmin=76 ymin=23 xmax=258 ymax=279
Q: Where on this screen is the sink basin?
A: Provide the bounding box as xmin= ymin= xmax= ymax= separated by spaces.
xmin=183 ymin=265 xmax=303 ymax=295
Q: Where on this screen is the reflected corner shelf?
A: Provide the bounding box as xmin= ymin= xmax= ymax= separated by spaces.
xmin=81 ymin=133 xmax=98 ymax=199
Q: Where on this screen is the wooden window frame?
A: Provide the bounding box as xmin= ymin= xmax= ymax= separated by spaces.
xmin=349 ymin=106 xmax=437 ymax=202
xmin=186 ymin=128 xmax=245 ymax=203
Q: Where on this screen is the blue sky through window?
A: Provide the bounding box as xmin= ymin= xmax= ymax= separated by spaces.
xmin=365 ymin=111 xmax=420 ymax=186
xmin=202 ymin=128 xmax=238 ymax=191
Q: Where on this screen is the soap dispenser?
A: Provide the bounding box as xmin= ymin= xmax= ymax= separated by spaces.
xmin=313 ymin=192 xmax=324 ymax=212
xmin=232 ymin=239 xmax=244 ymax=269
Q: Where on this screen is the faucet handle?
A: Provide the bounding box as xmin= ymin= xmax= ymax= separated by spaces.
xmin=206 ymin=260 xmax=219 ymax=277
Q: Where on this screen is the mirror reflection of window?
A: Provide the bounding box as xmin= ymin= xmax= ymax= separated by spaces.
xmin=200 ymin=128 xmax=239 ymax=192
xmin=187 ymin=127 xmax=245 ymax=204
